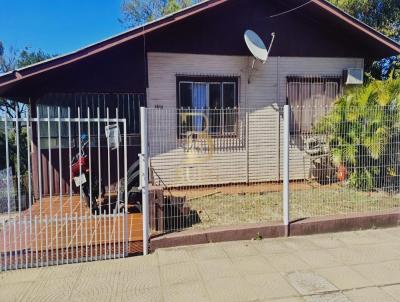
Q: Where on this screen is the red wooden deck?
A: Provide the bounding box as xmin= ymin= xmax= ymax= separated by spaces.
xmin=0 ymin=195 xmax=143 ymax=266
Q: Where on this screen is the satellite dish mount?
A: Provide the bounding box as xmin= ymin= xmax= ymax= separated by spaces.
xmin=244 ymin=30 xmax=276 ymax=83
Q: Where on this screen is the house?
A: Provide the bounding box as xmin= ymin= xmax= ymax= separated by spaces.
xmin=0 ymin=0 xmax=399 ymax=192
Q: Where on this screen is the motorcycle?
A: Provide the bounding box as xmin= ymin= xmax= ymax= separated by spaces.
xmin=71 ymin=134 xmax=103 ymax=214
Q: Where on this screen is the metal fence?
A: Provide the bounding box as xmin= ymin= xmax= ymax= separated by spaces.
xmin=142 ymin=105 xmax=400 ymax=236
xmin=145 ymin=107 xmax=284 ymax=235
xmin=0 ymin=106 xmax=143 ymax=271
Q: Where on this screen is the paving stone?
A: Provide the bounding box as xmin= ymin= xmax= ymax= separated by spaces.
xmin=19 ymin=278 xmax=77 ymax=302
xmin=327 ymin=245 xmax=400 ymax=265
xmin=286 ymin=271 xmax=337 ymax=295
xmin=0 ymin=267 xmax=44 ymax=285
xmin=160 ymin=262 xmax=200 ymax=285
xmin=156 ymin=248 xmax=192 ymax=265
xmin=222 ymin=242 xmax=260 ymax=258
xmin=304 ymin=292 xmax=350 ymax=302
xmin=163 ymin=281 xmax=210 ymax=302
xmin=0 ymin=281 xmax=36 ymax=302
xmin=115 ymin=268 xmax=161 ymax=292
xmin=196 ymin=257 xmax=239 ymax=280
xmin=315 ymin=266 xmax=373 ymax=290
xmin=268 ymin=253 xmax=311 ymax=272
xmin=267 ymin=298 xmax=305 ymax=302
xmin=244 ymin=272 xmax=298 ymax=300
xmin=283 ymin=237 xmax=320 ymax=251
xmin=189 ymin=244 xmax=228 ymax=260
xmin=297 ymin=250 xmax=341 ymax=268
xmin=344 ymin=287 xmax=398 ymax=302
xmin=69 ymin=274 xmax=119 ymax=301
xmin=231 ymin=255 xmax=277 ymax=275
xmin=253 ymin=239 xmax=294 ymax=255
xmin=117 ymin=287 xmax=163 ymax=302
xmin=205 ymin=277 xmax=258 ymax=302
xmin=351 ymin=260 xmax=400 ymax=285
xmin=305 ymin=235 xmax=345 ymax=250
xmin=338 ymin=229 xmax=395 ymax=246
xmin=381 ymin=284 xmax=400 ymax=301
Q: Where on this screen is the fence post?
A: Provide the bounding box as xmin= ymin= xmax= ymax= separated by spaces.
xmin=283 ymin=105 xmax=290 ymax=236
xmin=140 ymin=107 xmax=149 ymax=255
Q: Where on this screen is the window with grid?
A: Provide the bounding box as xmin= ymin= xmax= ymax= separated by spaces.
xmin=177 ymin=76 xmax=239 ymax=137
xmin=287 ymin=76 xmax=342 ymax=133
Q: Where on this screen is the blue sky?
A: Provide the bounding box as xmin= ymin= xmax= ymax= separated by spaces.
xmin=0 ymin=0 xmax=126 ymax=56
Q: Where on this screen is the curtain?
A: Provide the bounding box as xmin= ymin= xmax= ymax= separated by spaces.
xmin=192 ymin=83 xmax=208 ymax=132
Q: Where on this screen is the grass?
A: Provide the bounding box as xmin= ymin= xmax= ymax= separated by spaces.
xmin=184 ymin=186 xmax=400 ymax=229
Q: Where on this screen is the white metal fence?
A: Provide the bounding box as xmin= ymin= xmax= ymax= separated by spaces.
xmin=142 ymin=105 xmax=400 ymax=236
xmin=0 ymin=106 xmax=142 ymax=271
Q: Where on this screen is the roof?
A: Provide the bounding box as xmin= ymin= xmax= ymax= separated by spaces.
xmin=0 ymin=0 xmax=399 ymax=96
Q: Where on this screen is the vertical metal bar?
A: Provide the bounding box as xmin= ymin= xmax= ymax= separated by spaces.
xmin=34 ymin=215 xmax=38 ymax=268
xmin=140 ymin=107 xmax=149 ymax=255
xmin=58 ymin=107 xmax=63 ymax=264
xmin=97 ymin=107 xmax=102 ymax=213
xmin=4 ymin=114 xmax=10 ymax=219
xmin=36 ymin=106 xmax=43 ymax=267
xmin=75 ymin=213 xmax=78 ymax=262
xmin=87 ymin=107 xmax=93 ymax=215
xmin=115 ymin=108 xmax=120 ymax=258
xmin=99 ymin=211 xmax=102 ymax=260
xmin=55 ymin=214 xmax=59 ymax=265
xmin=15 ymin=105 xmax=22 ymax=269
xmin=78 ymin=107 xmax=82 ymax=216
xmin=123 ymin=119 xmax=128 ymax=256
xmin=113 ymin=210 xmax=116 ymax=259
xmin=3 ymin=219 xmax=7 ymax=271
xmin=95 ymin=212 xmax=98 ymax=261
xmin=45 ymin=215 xmax=49 ymax=266
xmin=85 ymin=214 xmax=88 ymax=262
xmin=122 ymin=211 xmax=125 ymax=257
xmin=68 ymin=107 xmax=73 ymax=262
xmin=13 ymin=219 xmax=17 ymax=269
xmin=24 ymin=216 xmax=28 ymax=269
xmin=47 ymin=107 xmax=53 ymax=259
xmin=103 ymin=210 xmax=106 ymax=260
xmin=106 ymin=108 xmax=111 ymax=215
xmin=65 ymin=214 xmax=69 ymax=264
xmin=26 ymin=109 xmax=33 ymax=268
xmin=283 ymin=105 xmax=290 ymax=236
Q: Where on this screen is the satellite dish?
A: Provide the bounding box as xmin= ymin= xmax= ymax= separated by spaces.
xmin=244 ymin=30 xmax=276 ymax=83
xmin=244 ymin=30 xmax=269 ymax=63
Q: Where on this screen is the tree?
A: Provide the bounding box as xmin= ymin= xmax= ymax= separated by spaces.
xmin=120 ymin=0 xmax=200 ymax=27
xmin=329 ymin=0 xmax=400 ymax=41
xmin=0 ymin=41 xmax=53 ymax=117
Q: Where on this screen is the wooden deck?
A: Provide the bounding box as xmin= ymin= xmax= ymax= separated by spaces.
xmin=0 ymin=195 xmax=143 ymax=262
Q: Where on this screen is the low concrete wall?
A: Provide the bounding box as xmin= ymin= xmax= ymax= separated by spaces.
xmin=150 ymin=209 xmax=400 ymax=251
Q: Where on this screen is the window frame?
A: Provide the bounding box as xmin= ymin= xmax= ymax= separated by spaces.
xmin=286 ymin=75 xmax=343 ymax=134
xmin=176 ymin=75 xmax=239 ymax=138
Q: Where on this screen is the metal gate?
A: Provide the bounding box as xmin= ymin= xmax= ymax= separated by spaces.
xmin=0 ymin=106 xmax=142 ymax=271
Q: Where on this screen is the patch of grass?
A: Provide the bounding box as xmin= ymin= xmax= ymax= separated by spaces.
xmin=185 ymin=187 xmax=400 ymax=229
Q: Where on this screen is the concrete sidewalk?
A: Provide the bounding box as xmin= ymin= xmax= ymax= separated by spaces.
xmin=2 ymin=228 xmax=400 ymax=301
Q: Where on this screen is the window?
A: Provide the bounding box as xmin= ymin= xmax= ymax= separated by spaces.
xmin=38 ymin=105 xmax=71 ymax=149
xmin=177 ymin=76 xmax=239 ymax=136
xmin=287 ymin=76 xmax=342 ymax=133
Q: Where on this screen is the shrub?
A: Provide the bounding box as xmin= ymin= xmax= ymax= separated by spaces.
xmin=314 ymin=77 xmax=400 ymax=191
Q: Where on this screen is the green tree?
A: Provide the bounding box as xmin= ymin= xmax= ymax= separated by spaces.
xmin=329 ymin=0 xmax=400 ymax=41
xmin=120 ymin=0 xmax=200 ymax=27
xmin=314 ymin=77 xmax=400 ymax=191
xmin=0 ymin=42 xmax=53 ymax=117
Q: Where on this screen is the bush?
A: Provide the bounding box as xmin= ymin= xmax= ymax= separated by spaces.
xmin=314 ymin=77 xmax=400 ymax=191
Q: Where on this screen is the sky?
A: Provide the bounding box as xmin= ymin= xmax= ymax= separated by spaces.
xmin=0 ymin=0 xmax=126 ymax=56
